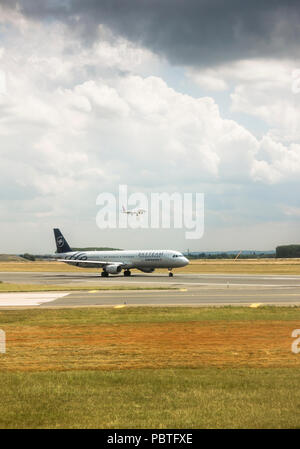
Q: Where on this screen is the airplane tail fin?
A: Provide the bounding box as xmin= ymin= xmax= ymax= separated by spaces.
xmin=53 ymin=228 xmax=72 ymax=253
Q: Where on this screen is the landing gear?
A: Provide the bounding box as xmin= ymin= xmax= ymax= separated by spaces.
xmin=124 ymin=270 xmax=131 ymax=277
xmin=101 ymin=270 xmax=109 ymax=277
xmin=168 ymin=270 xmax=173 ymax=277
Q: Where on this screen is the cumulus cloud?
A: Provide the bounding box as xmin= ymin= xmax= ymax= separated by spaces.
xmin=0 ymin=2 xmax=300 ymax=251
xmin=3 ymin=0 xmax=300 ymax=67
xmin=252 ymin=137 xmax=300 ymax=184
xmin=189 ymin=58 xmax=300 ymax=143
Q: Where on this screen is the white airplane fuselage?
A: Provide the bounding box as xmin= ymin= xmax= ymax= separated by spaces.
xmin=53 ymin=228 xmax=189 ymax=276
xmin=56 ymin=249 xmax=189 ymax=271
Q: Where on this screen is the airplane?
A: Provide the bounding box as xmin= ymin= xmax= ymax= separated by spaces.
xmin=53 ymin=228 xmax=189 ymax=277
xmin=121 ymin=205 xmax=146 ymax=216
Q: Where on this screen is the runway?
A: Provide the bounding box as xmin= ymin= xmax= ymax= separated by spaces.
xmin=2 ymin=271 xmax=300 ymax=286
xmin=1 ymin=271 xmax=300 ymax=307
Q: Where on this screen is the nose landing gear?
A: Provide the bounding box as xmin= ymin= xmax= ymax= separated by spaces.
xmin=168 ymin=269 xmax=173 ymax=277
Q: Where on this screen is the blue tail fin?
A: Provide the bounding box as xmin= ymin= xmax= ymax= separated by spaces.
xmin=53 ymin=228 xmax=72 ymax=253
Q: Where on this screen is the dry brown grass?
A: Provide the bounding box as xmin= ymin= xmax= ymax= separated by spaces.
xmin=177 ymin=258 xmax=300 ymax=274
xmin=2 ymin=320 xmax=299 ymax=372
xmin=0 ymin=261 xmax=90 ymax=272
xmin=1 ymin=308 xmax=300 ymax=428
xmin=0 ymin=283 xmax=175 ymax=292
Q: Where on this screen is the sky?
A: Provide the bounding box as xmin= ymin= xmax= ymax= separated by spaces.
xmin=0 ymin=0 xmax=300 ymax=253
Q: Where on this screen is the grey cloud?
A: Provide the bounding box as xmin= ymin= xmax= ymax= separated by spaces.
xmin=4 ymin=0 xmax=300 ymax=67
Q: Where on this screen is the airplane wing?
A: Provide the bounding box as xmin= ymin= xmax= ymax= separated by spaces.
xmin=55 ymin=259 xmax=124 ymax=268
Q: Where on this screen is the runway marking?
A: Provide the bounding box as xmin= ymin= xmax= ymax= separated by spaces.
xmin=249 ymin=303 xmax=263 ymax=308
xmin=78 ymin=281 xmax=300 ymax=287
xmin=74 ymin=292 xmax=300 ymax=299
xmin=114 ymin=305 xmax=126 ymax=309
xmin=0 ymin=292 xmax=69 ymax=307
xmin=172 ymin=282 xmax=300 ymax=287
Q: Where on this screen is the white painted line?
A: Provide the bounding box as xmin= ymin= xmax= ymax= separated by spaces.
xmin=0 ymin=292 xmax=69 ymax=306
xmin=85 ymin=281 xmax=300 ymax=287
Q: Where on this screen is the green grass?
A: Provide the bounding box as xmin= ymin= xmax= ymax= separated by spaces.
xmin=0 ymin=368 xmax=299 ymax=428
xmin=1 ymin=307 xmax=300 ymax=428
xmin=0 ymin=283 xmax=176 ymax=293
xmin=1 ymin=305 xmax=300 ymax=326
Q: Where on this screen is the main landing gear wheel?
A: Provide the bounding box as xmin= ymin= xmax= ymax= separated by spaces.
xmin=124 ymin=270 xmax=131 ymax=277
xmin=168 ymin=272 xmax=173 ymax=277
xmin=101 ymin=271 xmax=109 ymax=277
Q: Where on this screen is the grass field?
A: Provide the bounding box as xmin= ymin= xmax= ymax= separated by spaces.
xmin=1 ymin=259 xmax=300 ymax=274
xmin=0 ymin=283 xmax=175 ymax=293
xmin=0 ymin=306 xmax=300 ymax=428
xmin=1 ymin=368 xmax=299 ymax=429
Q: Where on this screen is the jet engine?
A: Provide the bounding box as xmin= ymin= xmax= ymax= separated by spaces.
xmin=105 ymin=264 xmax=122 ymax=274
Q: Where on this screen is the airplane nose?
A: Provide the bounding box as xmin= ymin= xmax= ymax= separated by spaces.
xmin=181 ymin=257 xmax=189 ymax=267
xmin=184 ymin=257 xmax=189 ymax=266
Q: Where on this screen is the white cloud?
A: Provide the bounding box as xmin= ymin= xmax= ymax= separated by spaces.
xmin=283 ymin=206 xmax=300 ymax=217
xmin=74 ymin=80 xmax=130 ymax=117
xmin=189 ymin=58 xmax=300 ymax=143
xmin=187 ymin=68 xmax=228 ymax=91
xmin=252 ymin=136 xmax=300 ymax=183
xmin=0 ymin=10 xmax=300 ymax=251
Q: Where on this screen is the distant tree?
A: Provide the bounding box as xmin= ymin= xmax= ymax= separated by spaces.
xmin=20 ymin=253 xmax=36 ymax=261
xmin=276 ymin=245 xmax=300 ymax=258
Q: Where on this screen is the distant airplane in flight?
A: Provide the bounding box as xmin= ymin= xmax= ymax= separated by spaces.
xmin=53 ymin=228 xmax=189 ymax=277
xmin=122 ymin=205 xmax=146 ymax=216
